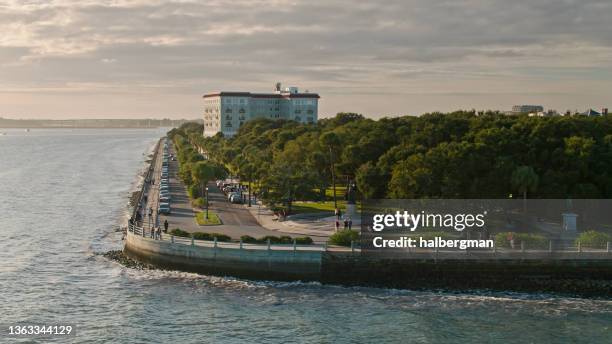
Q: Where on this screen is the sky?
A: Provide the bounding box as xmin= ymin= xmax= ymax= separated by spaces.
xmin=0 ymin=0 xmax=611 ymax=119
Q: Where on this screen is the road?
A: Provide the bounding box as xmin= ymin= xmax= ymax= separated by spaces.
xmin=152 ymin=139 xmax=327 ymax=243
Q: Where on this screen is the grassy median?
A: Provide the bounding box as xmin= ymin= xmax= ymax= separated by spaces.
xmin=195 ymin=211 xmax=222 ymax=225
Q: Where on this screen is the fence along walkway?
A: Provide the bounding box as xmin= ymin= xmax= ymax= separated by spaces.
xmin=127 ymin=223 xmax=612 ymax=258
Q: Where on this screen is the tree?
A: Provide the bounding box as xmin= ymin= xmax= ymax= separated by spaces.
xmin=192 ymin=161 xmax=217 ymax=218
xmin=320 ymin=131 xmax=341 ymax=209
xmin=511 ymin=165 xmax=539 ymax=212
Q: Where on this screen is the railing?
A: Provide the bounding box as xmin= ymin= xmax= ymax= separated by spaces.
xmin=127 ymin=222 xmax=327 ymax=252
xmin=130 ymin=138 xmax=162 ymax=228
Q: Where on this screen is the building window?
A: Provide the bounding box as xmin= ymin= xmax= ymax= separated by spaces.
xmin=226 ymin=122 xmax=232 ymax=127
xmin=307 ymin=117 xmax=313 ymax=122
xmin=226 ymin=115 xmax=232 ymax=120
xmin=295 ymin=109 xmax=301 ymax=114
xmin=295 ymin=116 xmax=301 ymax=121
xmin=226 ymin=108 xmax=232 ymax=113
xmin=239 ymin=108 xmax=245 ymax=114
xmin=307 ymin=109 xmax=313 ymax=114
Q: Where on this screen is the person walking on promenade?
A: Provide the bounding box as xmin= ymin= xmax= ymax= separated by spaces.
xmin=164 ymin=219 xmax=169 ymax=233
xmin=335 ymin=220 xmax=340 ymax=232
xmin=335 ymin=208 xmax=339 ymax=219
xmin=348 ymin=218 xmax=353 ymax=230
xmin=343 ymin=218 xmax=348 ymax=230
xmin=507 ymin=232 xmax=515 ymax=249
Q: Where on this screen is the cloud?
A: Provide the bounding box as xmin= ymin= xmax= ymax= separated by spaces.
xmin=0 ymin=0 xmax=611 ymax=117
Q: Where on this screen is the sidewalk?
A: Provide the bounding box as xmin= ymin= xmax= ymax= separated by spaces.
xmin=243 ymin=200 xmax=356 ymax=238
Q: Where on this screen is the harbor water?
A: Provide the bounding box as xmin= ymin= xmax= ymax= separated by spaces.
xmin=1 ymin=128 xmax=611 ymax=343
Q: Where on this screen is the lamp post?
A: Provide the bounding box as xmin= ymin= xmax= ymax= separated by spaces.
xmin=205 ymin=186 xmax=209 ymax=219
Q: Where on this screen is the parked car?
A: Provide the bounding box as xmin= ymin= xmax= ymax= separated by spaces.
xmin=158 ymin=203 xmax=171 ymax=214
xmin=230 ymin=194 xmax=243 ymax=204
xmin=159 ymin=195 xmax=171 ymax=203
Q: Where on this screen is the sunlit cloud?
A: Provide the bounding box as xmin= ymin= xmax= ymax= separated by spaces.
xmin=0 ymin=0 xmax=611 ymax=118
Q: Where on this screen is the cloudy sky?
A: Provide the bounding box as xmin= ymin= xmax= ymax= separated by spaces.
xmin=1 ymin=0 xmax=611 ymax=119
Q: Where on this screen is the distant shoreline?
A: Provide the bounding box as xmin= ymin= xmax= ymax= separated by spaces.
xmin=0 ymin=118 xmax=201 ymax=129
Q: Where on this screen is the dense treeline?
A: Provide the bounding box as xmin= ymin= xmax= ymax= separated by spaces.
xmin=173 ymin=112 xmax=612 ymax=208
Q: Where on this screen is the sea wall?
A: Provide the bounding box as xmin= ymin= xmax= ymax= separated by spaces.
xmin=124 ymin=232 xmax=612 ymax=297
xmin=321 ymin=253 xmax=612 ymax=297
xmin=124 ymin=232 xmax=322 ymax=281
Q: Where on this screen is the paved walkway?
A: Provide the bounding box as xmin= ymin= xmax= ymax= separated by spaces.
xmin=154 ymin=140 xmax=330 ymax=244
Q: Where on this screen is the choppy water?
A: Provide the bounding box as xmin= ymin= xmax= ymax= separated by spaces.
xmin=1 ymin=128 xmax=611 ymax=344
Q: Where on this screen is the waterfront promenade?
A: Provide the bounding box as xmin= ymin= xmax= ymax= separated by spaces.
xmin=142 ymin=138 xmax=331 ymax=243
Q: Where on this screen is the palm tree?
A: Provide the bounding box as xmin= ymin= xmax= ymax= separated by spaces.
xmin=511 ymin=165 xmax=539 ymax=213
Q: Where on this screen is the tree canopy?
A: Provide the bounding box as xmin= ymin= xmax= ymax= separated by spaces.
xmin=173 ymin=111 xmax=612 ymax=201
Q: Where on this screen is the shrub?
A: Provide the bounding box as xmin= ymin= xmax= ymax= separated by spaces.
xmin=191 ymin=232 xmax=231 ymax=242
xmin=576 ymin=231 xmax=611 ymax=249
xmin=279 ymin=236 xmax=293 ymax=244
xmin=192 ymin=197 xmax=207 ymax=209
xmin=210 ymin=233 xmax=231 ymax=242
xmin=495 ymin=232 xmax=548 ymax=249
xmin=192 ymin=232 xmax=213 ymax=240
xmin=240 ymin=235 xmax=258 ymax=243
xmin=258 ymin=235 xmax=281 ymax=244
xmin=295 ymin=236 xmax=314 ymax=245
xmin=170 ymin=228 xmax=190 ymax=238
xmin=329 ymin=230 xmax=359 ymax=247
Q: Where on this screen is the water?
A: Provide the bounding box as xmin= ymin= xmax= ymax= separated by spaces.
xmin=0 ymin=128 xmax=611 ymax=344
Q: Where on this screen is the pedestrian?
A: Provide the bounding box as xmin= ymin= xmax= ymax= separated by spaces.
xmin=335 ymin=220 xmax=340 ymax=232
xmin=343 ymin=218 xmax=348 ymax=230
xmin=348 ymin=218 xmax=353 ymax=230
xmin=334 ymin=208 xmax=339 ymax=219
xmin=507 ymin=232 xmax=515 ymax=249
xmin=338 ymin=209 xmax=342 ymax=220
xmin=164 ymin=219 xmax=169 ymax=233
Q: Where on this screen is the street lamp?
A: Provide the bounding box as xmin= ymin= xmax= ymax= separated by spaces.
xmin=205 ymin=186 xmax=209 ymax=219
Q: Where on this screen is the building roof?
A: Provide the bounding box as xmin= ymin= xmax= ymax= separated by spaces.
xmin=203 ymin=91 xmax=319 ymax=99
xmin=583 ymin=108 xmax=601 ymax=116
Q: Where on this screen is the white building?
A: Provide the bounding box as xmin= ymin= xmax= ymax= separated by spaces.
xmin=203 ymin=84 xmax=320 ymax=137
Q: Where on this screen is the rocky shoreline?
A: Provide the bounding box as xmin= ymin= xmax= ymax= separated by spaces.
xmin=103 ymin=250 xmax=160 ymax=270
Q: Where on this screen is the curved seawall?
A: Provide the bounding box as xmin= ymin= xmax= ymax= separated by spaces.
xmin=124 ymin=231 xmax=322 ymax=281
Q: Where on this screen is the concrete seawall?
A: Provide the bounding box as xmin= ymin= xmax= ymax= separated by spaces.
xmin=124 ymin=232 xmax=322 ymax=281
xmin=124 ymin=231 xmax=612 ymax=297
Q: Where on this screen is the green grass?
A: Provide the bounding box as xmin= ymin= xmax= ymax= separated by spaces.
xmin=291 ymin=201 xmax=344 ymax=214
xmin=291 ymin=199 xmax=362 ymax=215
xmin=195 ymin=211 xmax=222 ymax=225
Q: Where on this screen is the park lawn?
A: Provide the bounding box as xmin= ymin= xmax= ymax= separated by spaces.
xmin=291 ymin=201 xmax=347 ymax=214
xmin=196 ymin=211 xmax=222 ymax=225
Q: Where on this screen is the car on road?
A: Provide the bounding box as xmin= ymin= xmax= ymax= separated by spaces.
xmin=158 ymin=203 xmax=171 ymax=214
xmin=230 ymin=194 xmax=243 ymax=204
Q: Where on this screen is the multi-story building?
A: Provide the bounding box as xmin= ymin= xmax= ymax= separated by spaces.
xmin=203 ymin=84 xmax=320 ymax=137
xmin=511 ymin=105 xmax=544 ymax=114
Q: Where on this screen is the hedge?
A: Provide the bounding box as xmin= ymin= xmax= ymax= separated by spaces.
xmin=495 ymin=232 xmax=548 ymax=249
xmin=576 ymin=231 xmax=611 ymax=249
xmin=329 ymin=230 xmax=359 ymax=247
